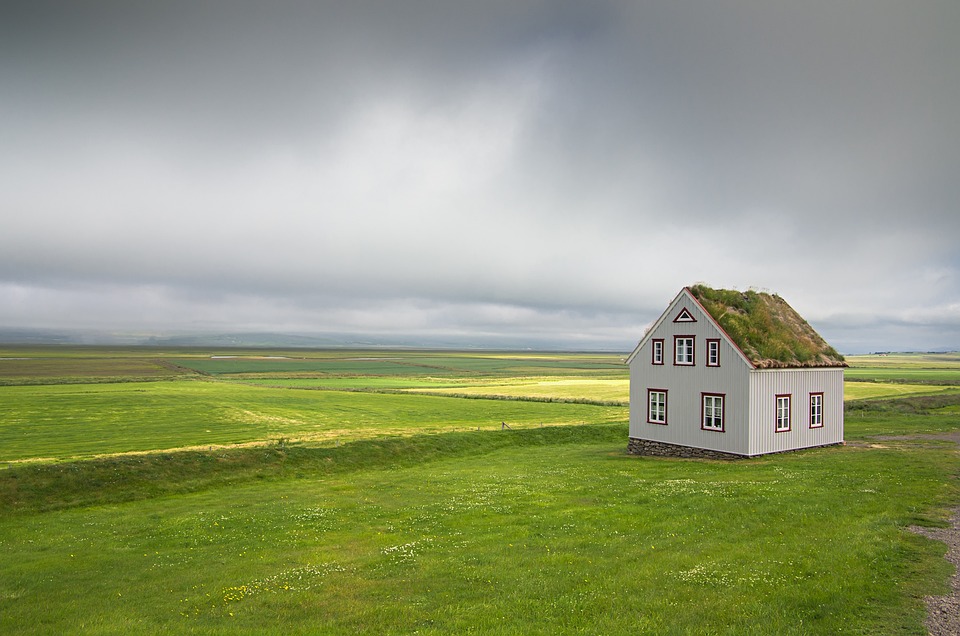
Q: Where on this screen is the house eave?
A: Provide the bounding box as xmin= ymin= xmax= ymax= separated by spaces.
xmin=751 ymin=361 xmax=849 ymax=370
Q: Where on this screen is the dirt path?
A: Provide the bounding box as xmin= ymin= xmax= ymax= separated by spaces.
xmin=911 ymin=509 xmax=960 ymax=636
xmin=898 ymin=431 xmax=960 ymax=636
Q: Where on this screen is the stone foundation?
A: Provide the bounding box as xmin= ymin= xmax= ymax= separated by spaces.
xmin=627 ymin=437 xmax=744 ymax=460
xmin=627 ymin=437 xmax=844 ymax=459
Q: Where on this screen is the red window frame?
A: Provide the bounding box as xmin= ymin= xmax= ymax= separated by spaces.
xmin=701 ymin=392 xmax=725 ymax=432
xmin=809 ymin=392 xmax=824 ymax=428
xmin=674 ymin=335 xmax=695 ymax=366
xmin=776 ymin=394 xmax=792 ymax=432
xmin=706 ymin=338 xmax=720 ymax=367
xmin=652 ymin=339 xmax=664 ymax=365
xmin=647 ymin=389 xmax=668 ymax=425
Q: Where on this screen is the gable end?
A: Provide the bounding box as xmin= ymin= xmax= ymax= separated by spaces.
xmin=626 ymin=288 xmax=754 ymax=369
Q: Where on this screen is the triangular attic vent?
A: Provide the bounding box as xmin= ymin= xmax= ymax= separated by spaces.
xmin=673 ymin=307 xmax=696 ymax=323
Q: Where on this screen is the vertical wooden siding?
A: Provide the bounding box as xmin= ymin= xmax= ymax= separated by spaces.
xmin=747 ymin=368 xmax=844 ymax=455
xmin=629 ymin=292 xmax=752 ymax=455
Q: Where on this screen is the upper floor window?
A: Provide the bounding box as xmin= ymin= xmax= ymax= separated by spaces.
xmin=809 ymin=393 xmax=824 ymax=428
xmin=652 ymin=339 xmax=664 ymax=365
xmin=674 ymin=336 xmax=694 ymax=366
xmin=776 ymin=395 xmax=791 ymax=432
xmin=706 ymin=339 xmax=720 ymax=367
xmin=702 ymin=393 xmax=724 ymax=431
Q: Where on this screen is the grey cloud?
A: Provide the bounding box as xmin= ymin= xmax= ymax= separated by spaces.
xmin=1 ymin=1 xmax=958 ymax=352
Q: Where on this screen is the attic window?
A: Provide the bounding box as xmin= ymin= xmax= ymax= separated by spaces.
xmin=706 ymin=339 xmax=720 ymax=367
xmin=652 ymin=339 xmax=664 ymax=365
xmin=673 ymin=307 xmax=696 ymax=323
xmin=674 ymin=336 xmax=694 ymax=366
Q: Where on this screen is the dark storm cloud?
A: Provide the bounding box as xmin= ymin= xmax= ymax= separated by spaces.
xmin=1 ymin=1 xmax=958 ymax=351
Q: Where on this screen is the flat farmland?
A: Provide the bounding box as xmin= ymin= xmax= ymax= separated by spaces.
xmin=242 ymin=376 xmax=629 ymax=404
xmin=844 ymin=353 xmax=960 ymax=402
xmin=846 ymin=352 xmax=960 ymax=369
xmin=3 ymin=350 xmax=960 ymax=465
xmin=846 ymin=353 xmax=960 ymax=384
xmin=0 ymin=347 xmax=958 ymax=634
xmin=172 ymin=351 xmax=626 ymax=378
xmin=843 ymin=381 xmax=959 ymax=401
xmin=0 ymin=352 xmax=189 ymax=383
xmin=0 ymin=380 xmax=625 ymax=463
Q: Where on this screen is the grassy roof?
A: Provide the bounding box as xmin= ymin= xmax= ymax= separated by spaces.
xmin=688 ymin=285 xmax=846 ymax=369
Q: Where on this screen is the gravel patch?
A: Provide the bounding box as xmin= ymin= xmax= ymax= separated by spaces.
xmin=910 ymin=510 xmax=960 ymax=636
xmin=901 ymin=430 xmax=960 ymax=636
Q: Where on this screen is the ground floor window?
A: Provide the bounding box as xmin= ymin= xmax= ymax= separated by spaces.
xmin=647 ymin=389 xmax=667 ymax=424
xmin=776 ymin=395 xmax=791 ymax=432
xmin=809 ymin=392 xmax=823 ymax=428
xmin=702 ymin=393 xmax=724 ymax=431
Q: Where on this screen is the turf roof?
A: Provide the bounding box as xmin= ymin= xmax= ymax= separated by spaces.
xmin=688 ymin=285 xmax=846 ymax=369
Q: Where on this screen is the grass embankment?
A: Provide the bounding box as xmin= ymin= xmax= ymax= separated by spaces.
xmin=0 ymin=423 xmax=624 ymax=515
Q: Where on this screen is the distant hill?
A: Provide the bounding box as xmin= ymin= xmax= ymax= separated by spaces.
xmin=142 ymin=332 xmax=349 ymax=348
xmin=0 ymin=328 xmax=621 ymax=351
xmin=0 ymin=329 xmax=391 ymax=349
xmin=0 ymin=328 xmax=84 ymax=345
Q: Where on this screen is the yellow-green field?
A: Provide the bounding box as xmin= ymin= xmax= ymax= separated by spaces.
xmin=406 ymin=376 xmax=630 ymax=403
xmin=843 ymin=381 xmax=958 ymax=401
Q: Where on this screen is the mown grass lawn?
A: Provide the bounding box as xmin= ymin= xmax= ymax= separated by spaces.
xmin=1 ymin=416 xmax=956 ymax=635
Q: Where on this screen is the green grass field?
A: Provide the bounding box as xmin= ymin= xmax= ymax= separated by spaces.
xmin=847 ymin=352 xmax=960 ymax=369
xmin=845 ymin=353 xmax=960 ymax=402
xmin=846 ymin=353 xmax=960 ymax=384
xmin=0 ymin=380 xmax=625 ymax=463
xmin=0 ymin=348 xmax=958 ymax=634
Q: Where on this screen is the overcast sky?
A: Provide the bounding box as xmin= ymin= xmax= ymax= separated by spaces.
xmin=2 ymin=1 xmax=958 ymax=352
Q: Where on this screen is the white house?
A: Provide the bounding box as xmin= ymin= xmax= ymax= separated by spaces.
xmin=627 ymin=286 xmax=846 ymax=458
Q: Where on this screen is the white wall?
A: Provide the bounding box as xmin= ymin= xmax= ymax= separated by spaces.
xmin=629 ymin=291 xmax=752 ymax=455
xmin=747 ymin=368 xmax=845 ymax=455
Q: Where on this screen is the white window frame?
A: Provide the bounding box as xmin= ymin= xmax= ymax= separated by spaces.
xmin=776 ymin=395 xmax=791 ymax=432
xmin=701 ymin=393 xmax=724 ymax=432
xmin=706 ymin=339 xmax=720 ymax=367
xmin=647 ymin=389 xmax=667 ymax=424
xmin=809 ymin=393 xmax=823 ymax=428
xmin=674 ymin=336 xmax=694 ymax=366
xmin=652 ymin=340 xmax=664 ymax=365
